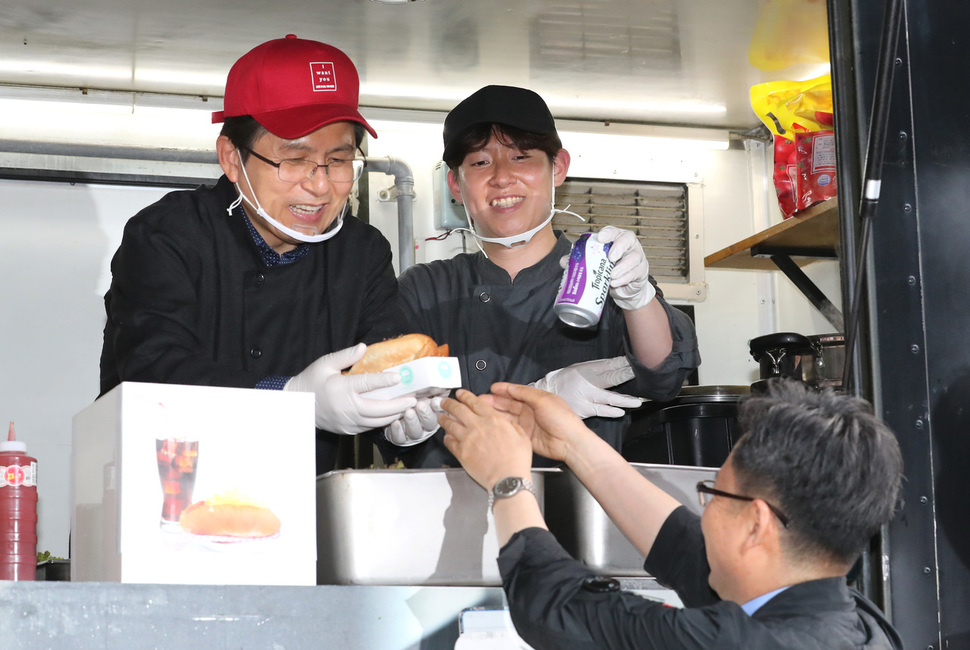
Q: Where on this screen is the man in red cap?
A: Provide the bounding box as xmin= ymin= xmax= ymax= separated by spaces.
xmin=100 ymin=35 xmax=433 ymax=473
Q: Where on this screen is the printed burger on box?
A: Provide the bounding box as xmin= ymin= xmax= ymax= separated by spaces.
xmin=71 ymin=382 xmax=316 ymax=585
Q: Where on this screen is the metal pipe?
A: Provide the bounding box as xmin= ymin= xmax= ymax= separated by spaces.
xmin=0 ymin=139 xmax=217 ymax=163
xmin=364 ymin=156 xmax=416 ymax=272
xmin=838 ymin=0 xmax=904 ymax=395
xmin=827 ymin=0 xmax=867 ymax=398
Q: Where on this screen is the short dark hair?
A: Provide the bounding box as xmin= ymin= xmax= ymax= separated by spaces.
xmin=731 ymin=379 xmax=903 ymax=566
xmin=220 ymin=116 xmax=366 ymax=163
xmin=443 ymin=123 xmax=563 ymax=171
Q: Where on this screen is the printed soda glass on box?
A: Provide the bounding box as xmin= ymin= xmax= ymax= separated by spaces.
xmin=156 ymin=437 xmax=198 ymax=530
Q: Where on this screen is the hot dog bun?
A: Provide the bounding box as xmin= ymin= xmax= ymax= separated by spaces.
xmin=179 ymin=491 xmax=281 ymax=538
xmin=347 ymin=334 xmax=448 ymax=375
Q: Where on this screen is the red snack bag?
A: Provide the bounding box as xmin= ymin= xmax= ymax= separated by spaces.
xmin=772 ymin=130 xmax=837 ymax=219
xmin=794 ymin=130 xmax=837 ymax=211
xmin=773 ymin=135 xmax=799 ymax=218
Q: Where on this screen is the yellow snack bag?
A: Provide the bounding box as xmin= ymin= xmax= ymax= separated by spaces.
xmin=750 ymin=74 xmax=833 ymax=138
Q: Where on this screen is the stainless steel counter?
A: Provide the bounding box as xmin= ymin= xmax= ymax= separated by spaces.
xmin=0 ymin=579 xmax=680 ymax=649
xmin=12 ymin=465 xmax=709 ymax=647
xmin=0 ymin=582 xmax=505 ymax=649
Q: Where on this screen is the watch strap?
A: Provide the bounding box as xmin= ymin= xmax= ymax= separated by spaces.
xmin=488 ymin=476 xmax=537 ymax=510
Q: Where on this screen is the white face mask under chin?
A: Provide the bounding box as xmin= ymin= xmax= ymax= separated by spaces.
xmin=227 ymin=150 xmax=346 ymax=244
xmin=455 ymin=175 xmax=583 ymax=257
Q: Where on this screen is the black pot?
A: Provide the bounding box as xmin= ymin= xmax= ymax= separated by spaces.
xmin=624 ymin=386 xmax=748 ymax=467
xmin=804 ymin=333 xmax=845 ymax=389
xmin=748 ymin=332 xmax=845 ymax=390
xmin=748 ymin=332 xmax=814 ymax=381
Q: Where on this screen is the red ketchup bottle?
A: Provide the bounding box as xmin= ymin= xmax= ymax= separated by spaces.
xmin=0 ymin=422 xmax=38 ymax=580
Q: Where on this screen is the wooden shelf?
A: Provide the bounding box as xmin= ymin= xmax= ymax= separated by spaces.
xmin=705 ymin=198 xmax=839 ymax=271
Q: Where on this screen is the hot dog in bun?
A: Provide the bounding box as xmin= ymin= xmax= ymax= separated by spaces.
xmin=179 ymin=490 xmax=281 ymax=538
xmin=348 ymin=333 xmax=449 ymax=374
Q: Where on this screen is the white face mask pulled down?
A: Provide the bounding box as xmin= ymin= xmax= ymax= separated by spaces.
xmin=226 ymin=148 xmax=346 ymax=244
xmin=454 ymin=174 xmax=584 ymax=257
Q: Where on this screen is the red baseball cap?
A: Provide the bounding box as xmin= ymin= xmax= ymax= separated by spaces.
xmin=212 ymin=34 xmax=377 ymax=140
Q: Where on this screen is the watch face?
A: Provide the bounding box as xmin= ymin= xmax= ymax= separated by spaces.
xmin=494 ymin=477 xmax=523 ymax=498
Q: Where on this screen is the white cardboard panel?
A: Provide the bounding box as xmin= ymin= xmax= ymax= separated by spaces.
xmin=72 ymin=382 xmax=316 ymax=585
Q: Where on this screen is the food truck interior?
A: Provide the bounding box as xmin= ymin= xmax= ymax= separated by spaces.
xmin=1 ymin=0 xmax=967 ymax=647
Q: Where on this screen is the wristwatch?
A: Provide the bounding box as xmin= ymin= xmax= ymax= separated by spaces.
xmin=488 ymin=476 xmax=537 ymax=511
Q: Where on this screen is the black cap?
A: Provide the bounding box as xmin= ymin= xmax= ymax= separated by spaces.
xmin=442 ymin=85 xmax=558 ymax=162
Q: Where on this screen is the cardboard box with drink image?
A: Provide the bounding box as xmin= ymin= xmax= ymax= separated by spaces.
xmin=71 ymin=382 xmax=316 ymax=585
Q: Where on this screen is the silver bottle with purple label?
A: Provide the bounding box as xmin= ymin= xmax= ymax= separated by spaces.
xmin=554 ymin=233 xmax=614 ymax=328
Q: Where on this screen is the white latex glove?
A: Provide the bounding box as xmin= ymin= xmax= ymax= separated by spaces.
xmin=596 ymin=226 xmax=657 ymax=311
xmin=284 ymin=343 xmax=417 ymax=434
xmin=384 ymin=395 xmax=446 ymax=447
xmin=531 ymin=357 xmax=642 ymax=419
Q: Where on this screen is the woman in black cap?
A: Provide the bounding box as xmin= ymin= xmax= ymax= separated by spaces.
xmin=386 ymin=85 xmax=700 ymax=467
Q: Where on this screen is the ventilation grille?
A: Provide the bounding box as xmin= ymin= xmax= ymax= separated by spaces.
xmin=532 ymin=1 xmax=681 ymax=73
xmin=553 ymin=178 xmax=689 ymax=283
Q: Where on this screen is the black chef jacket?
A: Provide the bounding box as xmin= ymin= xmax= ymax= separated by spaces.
xmin=392 ymin=232 xmax=700 ymax=468
xmin=99 ymin=175 xmax=407 ymax=473
xmin=498 ymin=507 xmax=904 ymax=649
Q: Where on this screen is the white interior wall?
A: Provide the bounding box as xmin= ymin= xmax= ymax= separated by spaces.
xmin=0 ymin=181 xmax=170 ymax=558
xmin=0 ymin=119 xmax=840 ymax=558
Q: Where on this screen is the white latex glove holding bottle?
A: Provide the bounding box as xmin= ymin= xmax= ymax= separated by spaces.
xmin=284 ymin=343 xmax=416 ymax=434
xmin=531 ymin=356 xmax=641 ymax=419
xmin=595 ymin=226 xmax=657 ymax=311
xmin=384 ymin=394 xmax=447 ymax=446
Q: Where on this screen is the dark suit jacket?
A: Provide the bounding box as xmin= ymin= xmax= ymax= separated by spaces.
xmin=498 ymin=507 xmax=903 ymax=649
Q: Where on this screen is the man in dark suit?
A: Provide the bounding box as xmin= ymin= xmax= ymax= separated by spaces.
xmin=439 ymin=378 xmax=904 ymax=649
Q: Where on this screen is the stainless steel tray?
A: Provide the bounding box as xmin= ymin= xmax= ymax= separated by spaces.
xmin=543 ymin=463 xmax=717 ymax=577
xmin=316 ymin=468 xmax=552 ymax=586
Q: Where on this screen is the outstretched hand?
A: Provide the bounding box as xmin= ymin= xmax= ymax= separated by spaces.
xmin=440 ymin=384 xmax=600 ymax=490
xmin=484 ymin=383 xmax=593 ymax=464
xmin=439 ymin=389 xmax=533 ymax=491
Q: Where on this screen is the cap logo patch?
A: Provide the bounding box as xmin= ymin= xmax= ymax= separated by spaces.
xmin=309 ymin=62 xmax=337 ymax=92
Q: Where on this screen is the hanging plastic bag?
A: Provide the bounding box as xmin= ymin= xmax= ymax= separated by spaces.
xmin=750 ymin=74 xmax=833 ymax=138
xmin=748 ymin=0 xmax=831 ymax=71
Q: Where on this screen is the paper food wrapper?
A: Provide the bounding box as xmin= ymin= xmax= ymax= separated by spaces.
xmin=362 ymin=357 xmax=462 ymax=400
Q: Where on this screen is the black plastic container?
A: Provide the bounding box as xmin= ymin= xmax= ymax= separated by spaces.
xmin=623 ymin=386 xmax=747 ymax=467
xmin=35 ymin=559 xmax=70 ymax=581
